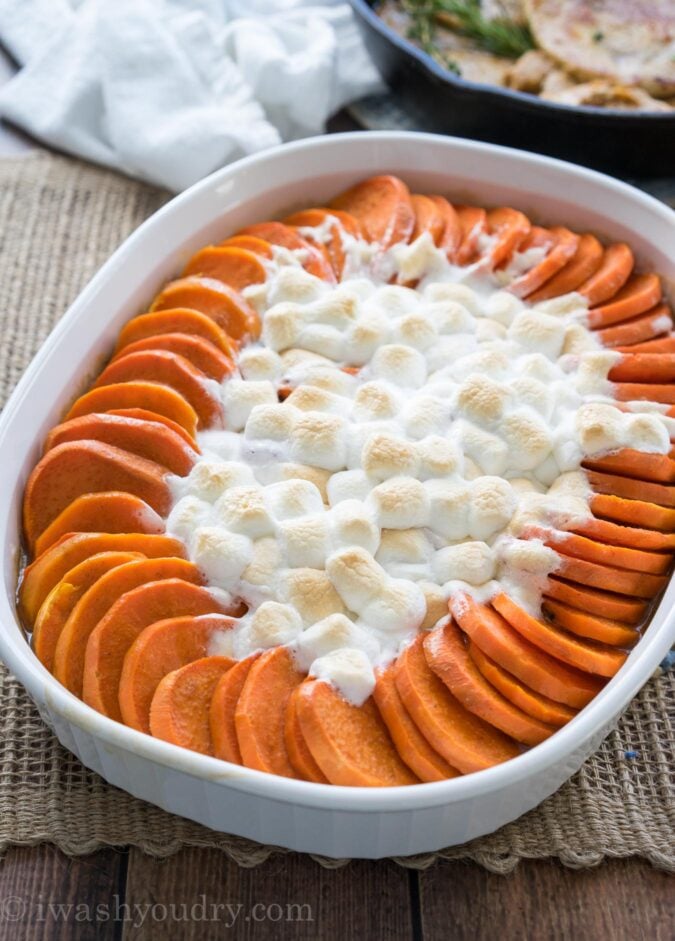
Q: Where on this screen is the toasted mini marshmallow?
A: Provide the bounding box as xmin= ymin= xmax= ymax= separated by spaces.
xmin=419 ymin=581 xmax=449 ymax=630
xmin=361 ymin=578 xmax=426 ymax=634
xmin=509 ymin=310 xmax=566 ymax=360
xmin=326 ymin=546 xmax=386 ymax=613
xmin=425 ymin=299 xmax=475 ymax=335
xmin=425 ymin=480 xmax=470 ymax=540
xmin=244 ymin=403 xmax=297 ymax=442
xmin=475 ymin=320 xmax=507 ymax=342
xmin=369 ymin=477 xmax=430 ymax=529
xmin=433 ymin=541 xmax=495 ymax=586
xmin=456 ymin=374 xmax=509 ymax=425
xmin=375 ymin=528 xmax=434 ymax=566
xmin=370 ymin=344 xmax=427 ymax=388
xmin=238 ymin=346 xmax=283 ymax=382
xmin=575 ymin=402 xmax=625 ymax=455
xmin=401 ymin=395 xmax=448 ymax=439
xmin=329 ymin=499 xmax=380 ymax=555
xmin=468 ymin=476 xmax=517 ymax=540
xmin=281 ymin=568 xmax=348 ymax=624
xmin=262 ymin=302 xmax=304 ymax=352
xmin=248 ymin=601 xmax=303 ymax=649
xmin=626 ymin=413 xmax=670 ymax=453
xmin=240 ymin=537 xmax=281 ymax=590
xmin=344 ymin=309 xmax=390 ymax=365
xmin=289 ymin=411 xmax=348 ymax=471
xmin=285 ymin=385 xmax=349 ymax=416
xmin=508 ymin=377 xmax=552 ymax=420
xmin=534 ymin=292 xmax=587 ymax=319
xmin=295 ymin=613 xmax=380 ymax=672
xmin=267 ymin=266 xmax=324 ymax=305
xmin=166 ymin=495 xmax=213 ymax=542
xmin=497 ymin=536 xmax=559 ymax=577
xmin=563 ymin=323 xmax=600 ymax=356
xmin=368 ymin=284 xmax=419 ymax=316
xmin=215 ymin=485 xmax=275 ymax=539
xmin=299 ymin=365 xmax=358 ymax=397
xmin=326 ymin=468 xmax=372 ymax=506
xmin=296 ymin=323 xmax=345 ymax=361
xmin=362 ymin=433 xmax=420 ymax=481
xmin=483 ymin=290 xmax=523 ymax=326
xmin=309 ymin=647 xmax=375 ymax=706
xmin=574 ymin=351 xmax=620 ymax=396
xmin=455 ymin=420 xmax=509 ymax=476
xmin=190 ymin=526 xmax=252 ymax=589
xmin=279 ymin=463 xmax=331 ymax=502
xmin=183 ymin=460 xmax=256 ymax=502
xmin=309 ymin=291 xmax=358 ymax=329
xmin=423 ymin=282 xmax=481 ymax=315
xmin=264 ymin=478 xmax=324 ymax=520
xmin=352 ymin=382 xmax=399 ymax=422
xmin=392 ymin=232 xmax=442 ymax=282
xmin=278 ymin=514 xmax=329 ymax=568
xmin=393 ymin=312 xmax=438 ymax=350
xmin=501 ymin=410 xmax=553 ymax=471
xmin=223 ymin=379 xmax=277 ymax=432
xmin=416 ymin=435 xmax=462 ymax=479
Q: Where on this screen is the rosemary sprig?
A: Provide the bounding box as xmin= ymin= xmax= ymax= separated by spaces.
xmin=403 ymin=0 xmax=534 ymax=61
xmin=403 ymin=0 xmax=461 ymax=73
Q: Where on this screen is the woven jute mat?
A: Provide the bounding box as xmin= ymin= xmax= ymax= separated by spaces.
xmin=0 ymin=151 xmax=673 ymax=872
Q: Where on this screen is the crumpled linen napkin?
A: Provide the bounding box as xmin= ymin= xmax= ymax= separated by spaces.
xmin=0 ymin=0 xmax=382 ymax=191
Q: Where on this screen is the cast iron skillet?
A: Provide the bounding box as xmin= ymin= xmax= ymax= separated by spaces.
xmin=350 ymin=0 xmax=675 ymax=177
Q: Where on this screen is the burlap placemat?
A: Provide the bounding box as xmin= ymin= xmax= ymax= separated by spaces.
xmin=0 ymin=152 xmax=673 ymax=872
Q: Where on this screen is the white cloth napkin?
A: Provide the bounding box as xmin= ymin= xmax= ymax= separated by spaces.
xmin=0 ymin=0 xmax=382 ymax=191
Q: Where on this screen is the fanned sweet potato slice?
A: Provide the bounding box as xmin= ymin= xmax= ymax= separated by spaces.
xmin=210 ymin=654 xmax=259 ymax=764
xmin=612 ymin=382 xmax=675 ymax=406
xmin=556 ymin=553 xmax=667 ymax=599
xmin=83 ymin=579 xmax=232 ymax=720
xmin=237 ymin=221 xmax=336 ymax=282
xmin=234 ymin=647 xmax=304 ymax=779
xmin=583 ymin=448 xmax=675 ymax=485
xmin=609 ymin=353 xmax=675 ymax=384
xmin=492 ymin=593 xmax=627 ymax=678
xmin=105 ymin=408 xmax=198 ymax=448
xmin=541 ymin=599 xmax=639 ymax=648
xmin=183 ymin=246 xmax=268 ymax=290
xmin=483 ymin=207 xmax=531 ymax=269
xmin=615 ymin=336 xmax=675 ymax=355
xmin=587 ymin=273 xmax=662 ymax=329
xmin=66 ymin=381 xmax=198 ymax=438
xmin=373 ymin=665 xmax=459 ymax=782
xmin=424 ymin=621 xmax=557 ymax=745
xmin=409 ymin=194 xmax=446 ymax=244
xmin=56 ymin=562 xmax=204 ymax=698
xmin=284 ymin=208 xmax=362 ymax=277
xmin=149 ymin=656 xmax=235 ymax=755
xmin=94 ymin=350 xmax=222 ymax=429
xmin=394 ymin=635 xmax=519 ymax=773
xmin=284 ymin=687 xmax=330 ymax=783
xmin=31 ymin=551 xmax=144 ymax=672
xmin=428 ymin=195 xmax=462 ymax=260
xmin=450 ymin=594 xmax=603 ymax=708
xmin=151 ymin=277 xmax=261 ymax=341
xmin=544 ymin=576 xmax=647 ymax=625
xmin=118 ymin=614 xmax=235 ymax=732
xmin=18 ymin=532 xmax=186 ymax=625
xmin=115 ymin=308 xmax=238 ymax=358
xmin=23 ymin=441 xmax=172 ymax=551
xmin=589 ymin=492 xmax=675 ymax=532
xmin=329 ymin=175 xmax=415 ymax=248
xmin=571 ymin=515 xmax=675 ymax=552
xmin=527 ymin=233 xmax=603 ymax=301
xmin=536 ymin=527 xmax=671 ymax=574
xmin=468 ymin=643 xmax=577 ymax=727
xmin=508 ymin=226 xmax=579 ymax=298
xmin=454 ymin=206 xmax=487 ymax=265
xmin=577 ymin=243 xmax=633 ymax=306
xmin=586 ymin=470 xmax=675 ymax=509
xmin=295 ymin=678 xmax=419 ymax=786
xmin=598 ymin=304 xmax=672 ymax=348
xmin=110 ymin=333 xmax=236 ymax=382
xmin=44 ymin=414 xmax=198 ymax=476
xmin=219 ymin=235 xmax=274 ymax=258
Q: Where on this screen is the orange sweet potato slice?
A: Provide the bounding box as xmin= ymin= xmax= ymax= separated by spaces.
xmin=590 ymin=492 xmax=675 ymax=532
xmin=31 ymin=551 xmax=144 ymax=672
xmin=450 ymin=593 xmax=604 ymax=708
xmin=83 ymin=579 xmax=232 ymax=720
xmin=44 ymin=413 xmax=198 ymax=476
xmin=284 ymin=208 xmax=363 ymax=277
xmin=428 ymin=195 xmax=462 ymax=260
xmin=544 ymin=576 xmax=647 ymax=625
xmin=612 ymin=382 xmax=675 ymax=405
xmin=219 ymin=235 xmax=274 ymax=258
xmin=571 ymin=515 xmax=675 ymax=552
xmin=409 ymin=194 xmax=446 ymax=244
xmin=183 ymin=246 xmax=268 ymax=290
xmin=454 ymin=206 xmax=487 ymax=265
xmin=536 ymin=527 xmax=671 ymax=574
xmin=149 ymin=656 xmax=235 ymax=755
xmin=284 ymin=686 xmax=330 ymax=783
xmin=541 ymin=599 xmax=639 ymax=648
xmin=55 ymin=562 xmax=204 ymax=698
xmin=151 ymin=277 xmax=261 ymax=341
xmin=373 ymin=665 xmax=459 ymax=782
xmin=527 ymin=233 xmax=603 ymax=301
xmin=234 ymin=646 xmax=304 ymax=778
xmin=583 ymin=448 xmax=675 ymax=484
xmin=394 ymin=635 xmax=519 ymax=773
xmin=237 ymin=221 xmax=336 ymax=282
xmin=19 ymin=532 xmax=185 ymax=625
xmin=556 ymin=553 xmax=667 ymax=598
xmin=615 ymin=335 xmax=675 ymax=355
xmin=210 ymin=654 xmax=259 ymax=764
xmin=586 ymin=469 xmax=675 ymax=509
xmin=587 ymin=273 xmax=662 ymax=328
xmin=23 ymin=441 xmax=171 ymax=550
xmin=118 ymin=614 xmax=235 ymax=732
xmin=94 ymin=350 xmax=222 ymax=429
xmin=492 ymin=593 xmax=627 ymax=678
xmin=295 ymin=678 xmax=419 ymax=786
xmin=468 ymin=643 xmax=577 ymax=727
xmin=105 ymin=408 xmax=198 ymax=448
xmin=66 ymin=381 xmax=198 ymax=438
xmin=483 ymin=207 xmax=531 ymax=269
xmin=609 ymin=353 xmax=675 ymax=384
xmin=115 ymin=308 xmax=238 ymax=358
xmin=577 ymin=243 xmax=633 ymax=306
xmin=111 ymin=333 xmax=236 ymax=382
xmin=34 ymin=492 xmax=165 ymax=557
xmin=598 ymin=304 xmax=672 ymax=348
xmin=424 ymin=621 xmax=557 ymax=745
xmin=329 ymin=175 xmax=415 ymax=248
xmin=508 ymin=226 xmax=579 ymax=298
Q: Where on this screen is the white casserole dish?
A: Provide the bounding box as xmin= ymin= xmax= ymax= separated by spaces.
xmin=0 ymin=132 xmax=673 ymax=860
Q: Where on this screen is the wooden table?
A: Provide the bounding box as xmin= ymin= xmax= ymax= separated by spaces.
xmin=0 ymin=45 xmax=671 ymax=941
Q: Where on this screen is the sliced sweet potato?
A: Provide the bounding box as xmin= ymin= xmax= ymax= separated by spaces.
xmin=428 ymin=195 xmax=462 ymax=260
xmin=608 ymin=353 xmax=675 ymax=384
xmin=394 ymin=635 xmax=519 ymax=773
xmin=94 ymin=351 xmax=222 ymax=429
xmin=450 ymin=593 xmax=604 ymax=708
xmin=23 ymin=441 xmax=171 ymax=550
xmin=105 ymin=408 xmax=198 ymax=448
xmin=219 ymin=235 xmax=274 ymax=258
xmin=66 ymin=381 xmax=198 ymax=438
xmin=541 ymin=598 xmax=639 ymax=648
xmin=612 ymin=382 xmax=675 ymax=405
xmin=44 ymin=413 xmax=198 ymax=476
xmin=615 ymin=336 xmax=675 ymax=355
xmin=583 ymin=448 xmax=675 ymax=484
xmin=454 ymin=206 xmax=487 ymax=265
xmin=556 ymin=553 xmax=667 ymax=598
xmin=295 ymin=678 xmax=419 ymax=786
xmin=183 ymin=246 xmax=267 ymax=290
xmin=115 ymin=308 xmax=238 ymax=358
xmin=587 ymin=273 xmax=662 ymax=328
xmin=210 ymin=654 xmax=259 ymax=764
xmin=537 ymin=527 xmax=671 ymax=574
xmin=83 ymin=579 xmax=231 ymax=720
xmin=284 ymin=208 xmax=363 ymax=277
xmin=599 ymin=304 xmax=672 ymax=348
xmin=31 ymin=551 xmax=144 ymax=672
xmin=373 ymin=665 xmax=459 ymax=782
xmin=424 ymin=621 xmax=557 ymax=745
xmin=19 ymin=532 xmax=185 ymax=625
xmin=590 ymin=492 xmax=675 ymax=532
xmin=483 ymin=207 xmax=531 ymax=269
xmin=234 ymin=646 xmax=304 ymax=778
xmin=149 ymin=656 xmax=235 ymax=755
xmin=492 ymin=593 xmax=627 ymax=678
xmin=111 ymin=333 xmax=236 ymax=382
xmin=118 ymin=614 xmax=235 ymax=732
xmin=284 ymin=686 xmax=330 ymax=783
xmin=468 ymin=643 xmax=577 ymax=727
xmin=56 ymin=562 xmax=204 ymax=698
xmin=571 ymin=515 xmax=675 ymax=552
xmin=508 ymin=226 xmax=579 ymax=299
xmin=34 ymin=492 xmax=164 ymax=557
xmin=577 ymin=243 xmax=633 ymax=306
xmin=544 ymin=576 xmax=647 ymax=625
xmin=527 ymin=233 xmax=603 ymax=302
xmin=409 ymin=194 xmax=446 ymax=244
xmin=586 ymin=469 xmax=675 ymax=509
xmin=329 ymin=175 xmax=415 ymax=248
xmin=237 ymin=221 xmax=335 ymax=282
xmin=151 ymin=277 xmax=261 ymax=342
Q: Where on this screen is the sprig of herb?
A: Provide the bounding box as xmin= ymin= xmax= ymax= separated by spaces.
xmin=403 ymin=0 xmax=534 ymax=61
xmin=403 ymin=0 xmax=462 ymax=73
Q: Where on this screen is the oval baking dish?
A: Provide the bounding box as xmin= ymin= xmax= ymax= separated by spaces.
xmin=0 ymin=132 xmax=674 ymax=858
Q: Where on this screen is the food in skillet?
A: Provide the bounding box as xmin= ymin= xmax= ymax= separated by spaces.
xmin=19 ymin=174 xmax=675 ymax=786
xmin=379 ymin=1 xmax=675 ymax=111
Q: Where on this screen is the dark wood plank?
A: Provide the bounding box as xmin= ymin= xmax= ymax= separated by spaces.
xmin=0 ymin=845 xmax=127 ymax=941
xmin=419 ymin=858 xmax=673 ymax=941
xmin=122 ymin=847 xmax=414 ymax=941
